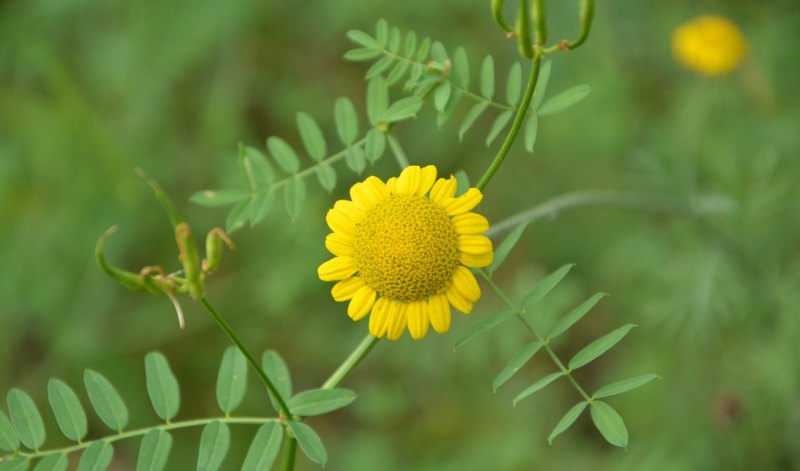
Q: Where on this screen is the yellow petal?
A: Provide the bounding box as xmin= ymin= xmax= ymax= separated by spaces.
xmin=396 ymin=165 xmax=421 ymax=196
xmin=451 ymin=212 xmax=489 ymax=235
xmin=363 ymin=176 xmax=390 ymax=203
xmin=318 ymin=256 xmax=357 ymax=281
xmin=459 ymin=251 xmax=494 ymax=268
xmin=325 ymin=232 xmax=354 ymax=256
xmin=348 ymin=285 xmax=376 ymax=320
xmin=386 ymin=301 xmax=408 ymax=340
xmin=349 ymin=182 xmax=372 ymax=211
xmin=428 ymin=293 xmax=452 ymax=333
xmin=444 ymin=188 xmax=483 ymax=215
xmin=446 ymin=283 xmax=473 ymax=314
xmin=406 ymin=299 xmax=430 ymax=340
xmin=452 ymin=266 xmax=481 ymax=303
xmin=430 ymin=176 xmax=457 ymax=204
xmin=369 ymin=298 xmax=390 ymax=338
xmin=325 ymin=208 xmax=355 ymax=236
xmin=458 ymin=235 xmax=493 ymax=255
xmin=331 ymin=276 xmax=365 ymax=301
xmin=386 ymin=177 xmax=398 ymax=195
xmin=416 ymin=165 xmax=437 ymax=196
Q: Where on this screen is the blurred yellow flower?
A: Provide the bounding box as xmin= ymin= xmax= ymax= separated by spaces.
xmin=318 ymin=165 xmax=493 ymax=340
xmin=672 ymin=15 xmax=747 ymax=76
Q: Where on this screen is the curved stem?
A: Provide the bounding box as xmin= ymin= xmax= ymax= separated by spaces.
xmin=8 ymin=416 xmax=275 ymax=460
xmin=201 ymin=298 xmax=292 ymax=417
xmin=477 ymin=56 xmax=542 ymax=191
xmin=568 ymin=0 xmax=595 ymax=50
xmin=322 ymin=334 xmax=380 ymax=390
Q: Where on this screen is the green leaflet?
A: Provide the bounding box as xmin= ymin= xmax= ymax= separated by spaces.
xmin=77 ymin=441 xmax=114 ymax=471
xmin=454 ymin=310 xmax=516 ymax=350
xmin=241 ymin=422 xmax=282 ymax=471
xmin=84 ymin=370 xmax=129 ymax=432
xmin=144 ymin=352 xmax=180 ymax=422
xmin=197 ymin=421 xmax=230 ymax=471
xmin=7 ymin=389 xmax=45 ymax=450
xmin=590 ymin=401 xmax=628 ymax=448
xmin=215 ymin=347 xmax=248 ymax=414
xmin=287 ymin=389 xmax=357 ymax=416
xmin=568 ymin=324 xmax=636 ymax=370
xmin=287 ymin=421 xmax=327 ymax=466
xmin=548 ymin=402 xmax=588 ymax=444
xmin=136 ymin=429 xmax=173 ymax=471
xmin=47 ymin=379 xmax=88 ymax=442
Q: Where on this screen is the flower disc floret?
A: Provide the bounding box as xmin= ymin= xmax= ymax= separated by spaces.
xmin=318 ymin=165 xmax=494 ymax=341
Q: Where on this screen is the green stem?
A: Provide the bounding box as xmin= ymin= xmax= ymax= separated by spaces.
xmin=568 ymin=0 xmax=595 ymax=50
xmin=322 ymin=333 xmax=380 ymax=389
xmin=200 ymin=298 xmax=292 ymax=417
xmin=281 ymin=437 xmax=298 ymax=471
xmin=476 ymin=55 xmax=541 ymax=191
xmin=386 ymin=130 xmax=411 ymax=169
xmin=9 ymin=416 xmax=275 ymax=460
xmin=476 ymin=270 xmax=592 ymax=402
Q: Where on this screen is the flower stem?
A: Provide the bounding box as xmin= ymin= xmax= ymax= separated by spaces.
xmin=200 ymin=298 xmax=292 ymax=417
xmin=477 ymin=55 xmax=542 ymax=191
xmin=322 ymin=333 xmax=380 ymax=389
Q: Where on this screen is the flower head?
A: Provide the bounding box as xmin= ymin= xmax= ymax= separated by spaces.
xmin=671 ymin=15 xmax=747 ymax=76
xmin=318 ymin=165 xmax=494 ymax=340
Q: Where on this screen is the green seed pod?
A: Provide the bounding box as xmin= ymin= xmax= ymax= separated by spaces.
xmin=516 ymin=0 xmax=534 ymax=58
xmin=95 ymin=226 xmax=160 ymax=294
xmin=491 ymin=0 xmax=512 ymax=32
xmin=176 ymin=223 xmax=203 ymax=300
xmin=203 ymin=228 xmax=235 ymax=275
xmin=532 ymin=0 xmax=547 ymax=45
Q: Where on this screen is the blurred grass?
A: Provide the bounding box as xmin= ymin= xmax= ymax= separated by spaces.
xmin=2 ymin=0 xmax=800 ymax=469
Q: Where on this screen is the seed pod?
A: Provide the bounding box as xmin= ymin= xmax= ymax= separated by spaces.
xmin=95 ymin=226 xmax=160 ymax=294
xmin=491 ymin=0 xmax=512 ymax=32
xmin=203 ymin=228 xmax=235 ymax=275
xmin=176 ymin=223 xmax=203 ymax=300
xmin=516 ymin=0 xmax=533 ymax=58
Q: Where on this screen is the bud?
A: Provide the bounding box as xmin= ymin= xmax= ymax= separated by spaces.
xmin=203 ymin=228 xmax=235 ymax=275
xmin=175 ymin=223 xmax=203 ymax=300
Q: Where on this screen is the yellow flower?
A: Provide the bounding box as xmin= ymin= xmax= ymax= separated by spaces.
xmin=318 ymin=165 xmax=494 ymax=340
xmin=672 ymin=15 xmax=747 ymax=76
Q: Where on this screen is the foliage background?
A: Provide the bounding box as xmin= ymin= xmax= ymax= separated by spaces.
xmin=2 ymin=0 xmax=799 ymax=469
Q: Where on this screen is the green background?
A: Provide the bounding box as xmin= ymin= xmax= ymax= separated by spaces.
xmin=2 ymin=0 xmax=799 ymax=469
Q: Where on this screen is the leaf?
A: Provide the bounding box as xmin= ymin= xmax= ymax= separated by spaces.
xmin=249 ymin=190 xmax=275 ymax=225
xmin=136 ymin=429 xmax=173 ymax=471
xmin=493 ymin=342 xmax=542 ymax=391
xmin=296 ymin=112 xmax=327 ymax=162
xmin=346 ymin=30 xmax=379 ymax=49
xmin=434 ymin=80 xmax=451 ymax=112
xmin=385 ymin=60 xmax=410 ymax=86
xmin=284 ymin=177 xmax=306 ymax=221
xmin=261 ymin=351 xmax=292 ymax=414
xmin=287 ymin=421 xmax=327 ymax=466
xmin=405 ymin=63 xmax=425 ymax=90
xmin=480 ymin=55 xmax=495 ymax=99
xmin=84 ymin=370 xmax=128 ymax=432
xmin=488 ymin=222 xmax=528 ymax=274
xmin=458 ymin=103 xmax=488 ymax=141
xmin=365 ymin=55 xmax=394 ymax=80
xmin=454 ymin=310 xmax=516 ymax=350
xmin=524 ymin=115 xmax=538 ymax=153
xmin=590 ymin=401 xmax=628 ymax=448
xmin=266 ymin=137 xmax=300 ymax=174
xmin=315 ymin=163 xmax=337 ymax=192
xmin=485 ymin=110 xmax=513 ymax=147
xmin=47 ymin=378 xmax=88 ymax=442
xmin=0 ymin=410 xmax=19 ymax=452
xmin=288 ymin=389 xmax=357 ymax=416
xmin=197 ymin=421 xmax=230 ymax=471
xmin=0 ymin=458 xmax=29 ymax=471
xmin=431 ymin=41 xmax=448 ymax=63
xmin=383 ymin=96 xmax=423 ymax=123
xmin=367 ymin=76 xmax=389 ymax=126
xmin=548 ymin=402 xmax=588 ymax=444
xmin=345 ymin=146 xmax=367 ymax=174
xmin=334 ymin=97 xmax=358 ymax=146
xmin=343 ymin=47 xmax=381 ymax=61
xmin=7 ymin=389 xmax=45 ymax=450
xmin=512 ymin=372 xmax=564 ymax=406
xmin=437 ymin=89 xmax=462 ymax=128
xmin=520 ymin=264 xmax=575 ymax=309
xmin=452 ymin=47 xmax=470 ymax=88
xmin=225 ymin=199 xmax=250 ymax=233
xmin=548 ymin=293 xmax=608 ymax=339
xmin=538 ymin=85 xmax=591 ymax=116
xmin=388 ymin=26 xmax=401 ymax=53
xmin=593 ymin=374 xmax=660 ymax=399
xmin=364 ymin=129 xmax=386 ymax=163
xmin=144 ymin=352 xmax=180 ymax=422
xmin=403 ymin=30 xmax=417 ymax=56
xmin=506 ymin=62 xmax=522 ymax=105
xmin=77 ymin=441 xmax=114 ymax=471
xmin=531 ymin=60 xmax=552 ymax=109
xmin=241 ymin=421 xmax=282 ymax=471
xmin=240 ymin=144 xmax=274 ymax=187
xmin=33 ymin=453 xmax=67 ymax=471
xmin=216 ymin=347 xmax=248 ymax=414
xmin=415 ymin=37 xmax=431 ymax=61
xmin=568 ymin=324 xmax=637 ymax=371
xmin=375 ymin=19 xmax=388 ymax=47
xmin=189 ymin=189 xmax=249 ymax=207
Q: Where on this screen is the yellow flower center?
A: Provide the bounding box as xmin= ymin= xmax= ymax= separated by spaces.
xmin=353 ymin=194 xmax=459 ymax=301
